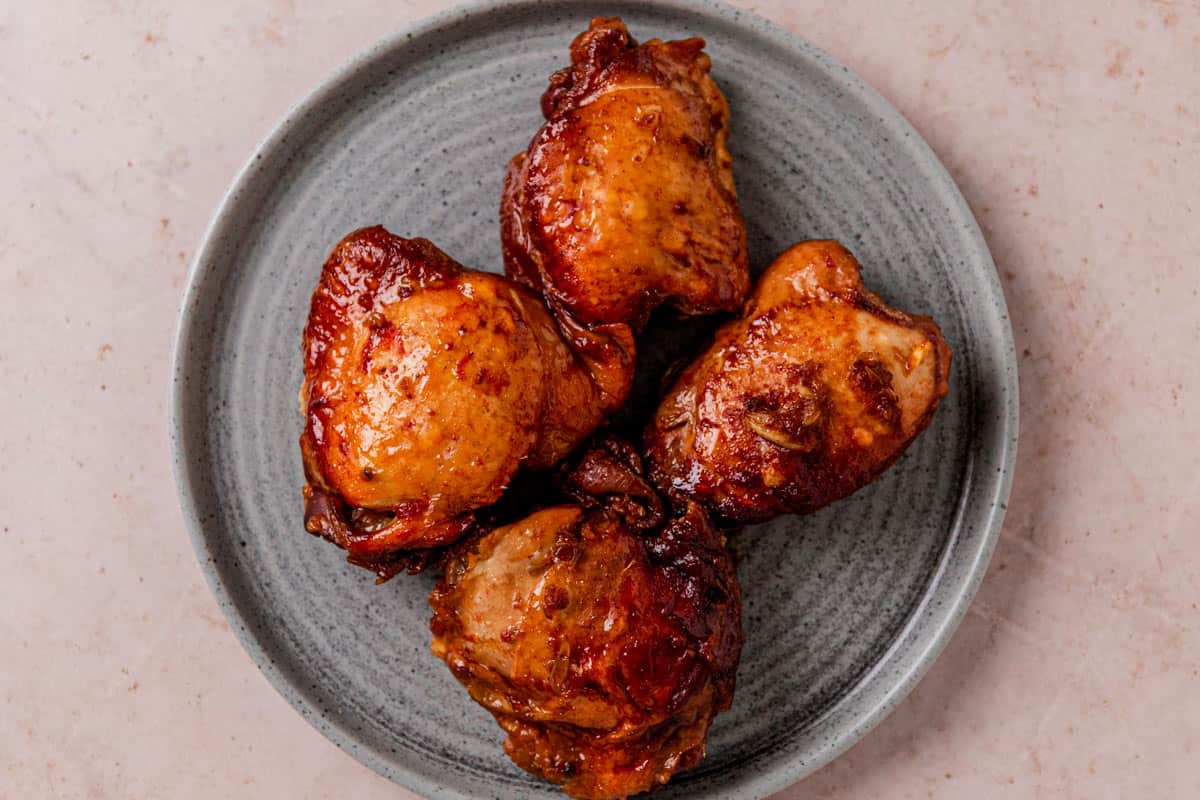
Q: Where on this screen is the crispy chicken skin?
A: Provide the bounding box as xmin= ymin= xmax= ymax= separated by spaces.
xmin=501 ymin=16 xmax=749 ymax=338
xmin=300 ymin=226 xmax=613 ymax=565
xmin=429 ymin=446 xmax=742 ymax=800
xmin=645 ymin=241 xmax=952 ymax=523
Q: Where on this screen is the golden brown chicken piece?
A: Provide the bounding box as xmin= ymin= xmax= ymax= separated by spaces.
xmin=645 ymin=241 xmax=952 ymax=523
xmin=300 ymin=226 xmax=618 ymax=571
xmin=429 ymin=444 xmax=742 ymax=800
xmin=501 ymin=16 xmax=749 ymax=347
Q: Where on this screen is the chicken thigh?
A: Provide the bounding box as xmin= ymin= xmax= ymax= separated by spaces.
xmin=429 ymin=444 xmax=742 ymax=800
xmin=501 ymin=16 xmax=749 ymax=358
xmin=300 ymin=226 xmax=619 ymax=572
xmin=645 ymin=240 xmax=951 ymax=523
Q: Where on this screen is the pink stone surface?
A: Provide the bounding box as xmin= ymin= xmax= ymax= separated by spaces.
xmin=2 ymin=1 xmax=1197 ymax=798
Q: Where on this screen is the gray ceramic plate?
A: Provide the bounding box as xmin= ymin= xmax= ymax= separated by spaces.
xmin=170 ymin=1 xmax=1018 ymax=798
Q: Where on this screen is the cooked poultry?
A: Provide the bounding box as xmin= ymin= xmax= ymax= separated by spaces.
xmin=300 ymin=226 xmax=622 ymax=572
xmin=501 ymin=16 xmax=749 ymax=351
xmin=645 ymin=241 xmax=952 ymax=523
xmin=429 ymin=444 xmax=742 ymax=800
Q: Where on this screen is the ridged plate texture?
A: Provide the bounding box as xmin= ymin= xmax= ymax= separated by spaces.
xmin=170 ymin=2 xmax=1018 ymax=797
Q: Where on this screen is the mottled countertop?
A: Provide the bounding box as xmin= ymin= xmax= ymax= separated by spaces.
xmin=2 ymin=1 xmax=1197 ymax=798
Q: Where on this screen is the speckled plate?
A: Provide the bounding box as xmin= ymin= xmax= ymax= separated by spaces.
xmin=169 ymin=1 xmax=1018 ymax=798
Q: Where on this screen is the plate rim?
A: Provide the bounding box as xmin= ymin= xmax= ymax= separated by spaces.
xmin=168 ymin=1 xmax=1019 ymax=798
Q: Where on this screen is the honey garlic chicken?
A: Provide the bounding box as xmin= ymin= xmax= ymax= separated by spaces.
xmin=429 ymin=447 xmax=742 ymax=800
xmin=646 ymin=241 xmax=951 ymax=523
xmin=501 ymin=16 xmax=749 ymax=342
xmin=300 ymin=227 xmax=617 ymax=568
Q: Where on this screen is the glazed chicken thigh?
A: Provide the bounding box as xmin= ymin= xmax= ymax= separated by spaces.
xmin=645 ymin=240 xmax=951 ymax=523
xmin=501 ymin=16 xmax=749 ymax=381
xmin=429 ymin=444 xmax=742 ymax=800
xmin=300 ymin=227 xmax=616 ymax=571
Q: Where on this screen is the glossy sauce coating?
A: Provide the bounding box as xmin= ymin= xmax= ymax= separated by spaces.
xmin=300 ymin=226 xmax=610 ymax=557
xmin=429 ymin=450 xmax=741 ymax=800
xmin=645 ymin=240 xmax=952 ymax=523
xmin=501 ymin=16 xmax=749 ymax=333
